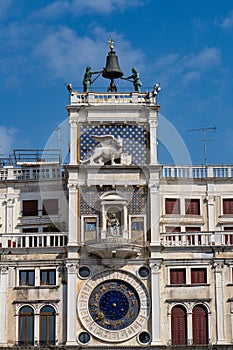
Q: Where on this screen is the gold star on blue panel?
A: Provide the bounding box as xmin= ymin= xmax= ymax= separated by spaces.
xmin=79 ymin=124 xmax=148 ymax=165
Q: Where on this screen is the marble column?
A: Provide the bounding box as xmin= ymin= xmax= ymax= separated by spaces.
xmin=150 ymin=262 xmax=162 ymax=345
xmin=187 ymin=310 xmax=193 ymax=345
xmin=6 ymin=198 xmax=14 ymax=233
xmin=213 ymin=261 xmax=225 ymax=344
xmin=150 ymin=183 xmax=160 ymax=244
xmin=149 ymin=119 xmax=158 ymax=165
xmin=0 ymin=266 xmax=8 ymax=345
xmin=206 ymin=195 xmax=216 ymax=231
xmin=69 ymin=119 xmax=78 ymax=165
xmin=68 ymin=184 xmax=78 ymax=245
xmin=66 ymin=262 xmax=78 ymax=345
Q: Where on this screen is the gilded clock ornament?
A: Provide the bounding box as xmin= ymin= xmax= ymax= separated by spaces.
xmin=78 ymin=270 xmax=150 ymax=342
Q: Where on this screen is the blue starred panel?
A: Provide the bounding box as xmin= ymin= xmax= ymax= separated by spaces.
xmin=79 ymin=124 xmax=149 ymax=165
xmin=80 ymin=186 xmax=148 ymax=216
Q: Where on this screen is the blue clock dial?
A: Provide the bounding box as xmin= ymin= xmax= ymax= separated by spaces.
xmin=89 ymin=280 xmax=140 ymax=330
xmin=99 ymin=290 xmax=129 ymax=320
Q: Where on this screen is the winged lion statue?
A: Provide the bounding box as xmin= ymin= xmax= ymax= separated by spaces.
xmin=80 ymin=134 xmax=123 ymax=165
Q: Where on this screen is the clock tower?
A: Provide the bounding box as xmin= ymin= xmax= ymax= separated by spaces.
xmin=66 ymin=41 xmax=161 ymax=347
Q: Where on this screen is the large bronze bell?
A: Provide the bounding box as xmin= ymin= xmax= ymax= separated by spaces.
xmin=102 ymin=51 xmax=123 ymax=80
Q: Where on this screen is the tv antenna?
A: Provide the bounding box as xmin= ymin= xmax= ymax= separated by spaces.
xmin=187 ymin=126 xmax=216 ymax=165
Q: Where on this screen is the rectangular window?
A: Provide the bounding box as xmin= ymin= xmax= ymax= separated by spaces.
xmin=83 ymin=216 xmax=98 ymax=241
xmin=42 ymin=199 xmax=59 ymax=215
xmin=191 ymin=268 xmax=207 ymax=284
xmin=40 ymin=270 xmax=56 ymax=285
xmin=185 ymin=199 xmax=200 ymax=215
xmin=84 ymin=222 xmax=96 ymax=231
xmin=22 ymin=200 xmax=38 ymax=216
xmin=166 ymin=226 xmax=181 ymax=233
xmin=170 ymin=268 xmax=186 ymax=284
xmin=22 ymin=228 xmax=38 ymax=233
xmin=19 ymin=270 xmax=35 ymax=286
xmin=131 ymin=217 xmax=145 ymax=242
xmin=131 ymin=218 xmax=144 ymax=231
xmin=165 ymin=198 xmax=180 ymax=214
xmin=223 ymin=199 xmax=233 ymax=214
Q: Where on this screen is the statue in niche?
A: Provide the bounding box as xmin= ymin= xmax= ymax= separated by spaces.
xmin=107 ymin=213 xmax=120 ymax=236
xmin=80 ymin=134 xmax=123 ymax=165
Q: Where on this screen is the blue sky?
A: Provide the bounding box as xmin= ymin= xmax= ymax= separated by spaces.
xmin=0 ymin=0 xmax=233 ymax=165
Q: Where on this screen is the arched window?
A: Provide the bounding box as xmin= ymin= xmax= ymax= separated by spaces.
xmin=19 ymin=306 xmax=34 ymax=345
xmin=40 ymin=305 xmax=56 ymax=345
xmin=192 ymin=305 xmax=208 ymax=345
xmin=171 ymin=305 xmax=187 ymax=345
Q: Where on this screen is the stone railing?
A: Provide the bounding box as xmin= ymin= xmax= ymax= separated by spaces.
xmin=0 ymin=166 xmax=64 ymax=181
xmin=0 ymin=233 xmax=68 ymax=248
xmin=161 ymin=165 xmax=233 ymax=179
xmin=70 ymin=91 xmax=158 ymax=106
xmin=161 ymin=231 xmax=233 ymax=247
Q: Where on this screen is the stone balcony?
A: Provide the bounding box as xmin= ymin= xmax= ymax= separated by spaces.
xmin=82 ymin=237 xmax=143 ymax=259
xmin=1 ymin=231 xmax=233 ymax=252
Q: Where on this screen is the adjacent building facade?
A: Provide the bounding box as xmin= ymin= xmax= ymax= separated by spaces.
xmin=1 ymin=65 xmax=233 ymax=349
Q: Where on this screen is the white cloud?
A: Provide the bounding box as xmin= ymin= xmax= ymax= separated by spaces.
xmin=31 ymin=0 xmax=144 ymax=19
xmin=32 ymin=26 xmax=145 ymax=84
xmin=154 ymin=47 xmax=221 ymax=90
xmin=0 ymin=126 xmax=17 ymax=156
xmin=181 ymin=71 xmax=200 ymax=85
xmin=220 ymin=11 xmax=233 ymax=29
xmin=183 ymin=47 xmax=221 ymax=71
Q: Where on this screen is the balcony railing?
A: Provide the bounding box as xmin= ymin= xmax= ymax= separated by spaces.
xmin=0 ymin=166 xmax=64 ymax=180
xmin=161 ymin=231 xmax=233 ymax=247
xmin=69 ymin=91 xmax=158 ymax=106
xmin=0 ymin=233 xmax=67 ymax=249
xmin=2 ymin=231 xmax=233 ymax=249
xmin=162 ymin=165 xmax=233 ymax=179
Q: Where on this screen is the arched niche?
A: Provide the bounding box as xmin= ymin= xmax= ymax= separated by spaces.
xmin=100 ymin=191 xmax=128 ymax=239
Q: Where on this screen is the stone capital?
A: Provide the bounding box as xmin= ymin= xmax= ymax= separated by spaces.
xmin=67 ymin=183 xmax=78 ymax=192
xmin=212 ymin=260 xmax=224 ymax=273
xmin=0 ymin=266 xmax=9 ymax=274
xmin=69 ymin=119 xmax=78 ymax=127
xmin=149 ymin=119 xmax=158 ymax=128
xmin=66 ymin=263 xmax=78 ymax=274
xmin=149 ymin=183 xmax=160 ymax=192
xmin=150 ymin=262 xmax=162 ymax=273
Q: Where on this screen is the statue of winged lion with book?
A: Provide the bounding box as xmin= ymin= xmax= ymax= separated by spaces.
xmin=80 ymin=135 xmax=123 ymax=165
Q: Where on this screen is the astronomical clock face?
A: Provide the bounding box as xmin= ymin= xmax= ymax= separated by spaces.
xmin=89 ymin=280 xmax=139 ymax=330
xmin=78 ymin=270 xmax=150 ymax=342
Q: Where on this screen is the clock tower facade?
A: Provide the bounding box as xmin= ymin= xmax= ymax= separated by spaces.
xmin=66 ymin=59 xmax=161 ymax=347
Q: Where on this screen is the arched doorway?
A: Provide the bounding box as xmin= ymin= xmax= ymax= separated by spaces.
xmin=171 ymin=305 xmax=187 ymax=345
xmin=192 ymin=305 xmax=208 ymax=345
xmin=40 ymin=305 xmax=56 ymax=345
xmin=19 ymin=306 xmax=34 ymax=345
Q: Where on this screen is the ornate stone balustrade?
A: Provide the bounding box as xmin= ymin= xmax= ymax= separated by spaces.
xmin=0 ymin=166 xmax=64 ymax=180
xmin=1 ymin=231 xmax=233 ymax=249
xmin=70 ymin=91 xmax=158 ymax=106
xmin=162 ymin=165 xmax=233 ymax=178
xmin=161 ymin=231 xmax=233 ymax=247
xmin=0 ymin=232 xmax=67 ymax=248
